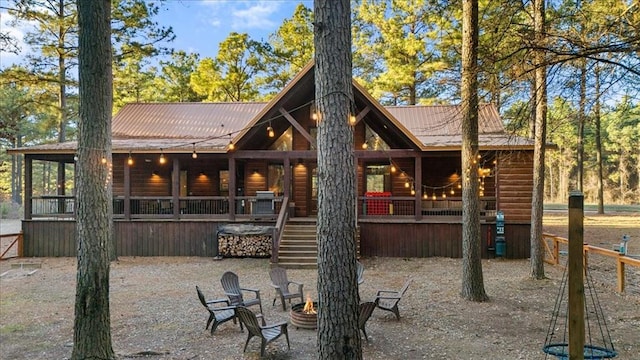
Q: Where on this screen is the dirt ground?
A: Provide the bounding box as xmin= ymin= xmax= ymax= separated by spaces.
xmin=0 ymin=213 xmax=638 ymax=360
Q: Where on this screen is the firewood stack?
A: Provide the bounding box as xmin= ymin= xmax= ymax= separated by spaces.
xmin=218 ymin=234 xmax=272 ymax=258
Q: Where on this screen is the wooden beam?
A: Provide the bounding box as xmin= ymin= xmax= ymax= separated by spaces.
xmin=353 ymin=106 xmax=370 ymax=126
xmin=172 ymin=158 xmax=180 ymax=219
xmin=228 ymin=158 xmax=236 ymax=221
xmin=124 ymin=156 xmax=131 ymax=220
xmin=568 ymin=192 xmax=585 ymax=360
xmin=25 ymin=155 xmax=32 ymax=220
xmin=279 ymin=107 xmax=317 ymax=148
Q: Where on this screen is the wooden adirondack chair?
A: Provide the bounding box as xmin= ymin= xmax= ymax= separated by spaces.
xmin=359 ymin=301 xmax=377 ymax=342
xmin=220 ymin=271 xmax=263 ymax=313
xmin=374 ymin=278 xmax=411 ymax=320
xmin=269 ymin=267 xmax=304 ymax=311
xmin=235 ymin=306 xmax=290 ymax=357
xmin=195 ymin=285 xmax=241 ymax=334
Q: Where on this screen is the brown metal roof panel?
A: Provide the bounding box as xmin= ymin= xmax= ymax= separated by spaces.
xmin=112 ymin=102 xmax=265 ymax=139
xmin=386 ymin=104 xmax=504 ymax=138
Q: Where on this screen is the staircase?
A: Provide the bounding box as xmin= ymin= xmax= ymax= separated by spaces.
xmin=275 ymin=220 xmax=317 ymax=269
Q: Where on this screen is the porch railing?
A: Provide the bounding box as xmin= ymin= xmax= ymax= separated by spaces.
xmin=357 ymin=196 xmax=497 ymax=218
xmin=31 ymin=195 xmax=495 ymax=219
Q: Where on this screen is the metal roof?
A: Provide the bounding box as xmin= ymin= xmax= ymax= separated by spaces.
xmin=112 ymin=102 xmax=266 ymax=139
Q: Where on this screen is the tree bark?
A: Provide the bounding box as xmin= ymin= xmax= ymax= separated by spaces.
xmin=577 ymin=60 xmax=586 ymax=192
xmin=530 ymin=0 xmax=547 ymax=280
xmin=314 ymin=0 xmax=361 ymax=359
xmin=594 ymin=66 xmax=604 ymax=214
xmin=460 ymin=0 xmax=487 ymax=302
xmin=72 ymin=0 xmax=115 ymax=359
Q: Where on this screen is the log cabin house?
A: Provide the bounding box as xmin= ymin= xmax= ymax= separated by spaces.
xmin=9 ymin=63 xmax=535 ymax=266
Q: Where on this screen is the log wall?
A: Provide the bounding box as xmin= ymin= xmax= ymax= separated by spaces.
xmin=497 ymin=151 xmax=534 ymax=222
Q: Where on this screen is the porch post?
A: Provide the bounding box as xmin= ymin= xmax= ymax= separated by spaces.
xmin=415 ymin=155 xmax=423 ymax=220
xmin=24 ymin=155 xmax=32 ymax=220
xmin=228 ymin=158 xmax=236 ymax=220
xmin=284 ymin=156 xmax=291 ymax=199
xmin=172 ymin=158 xmax=180 ymax=219
xmin=123 ymin=156 xmax=131 ymax=220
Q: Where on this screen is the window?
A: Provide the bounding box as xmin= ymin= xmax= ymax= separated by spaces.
xmin=366 ymin=165 xmax=391 ymax=192
xmin=219 ymin=170 xmax=229 ymax=195
xmin=268 ymin=164 xmax=284 ymax=196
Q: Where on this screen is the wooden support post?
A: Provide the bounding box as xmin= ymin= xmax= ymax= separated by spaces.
xmin=617 ymin=259 xmax=625 ymax=293
xmin=124 ymin=156 xmax=131 ymax=220
xmin=568 ymin=191 xmax=585 ymax=360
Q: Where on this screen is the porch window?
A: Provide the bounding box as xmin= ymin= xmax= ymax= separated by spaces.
xmin=268 ymin=164 xmax=285 ymax=196
xmin=363 ymin=125 xmax=390 ymax=151
xmin=219 ymin=170 xmax=229 ymax=195
xmin=269 ymin=127 xmax=292 ymax=151
xmin=366 ymin=165 xmax=391 ymax=192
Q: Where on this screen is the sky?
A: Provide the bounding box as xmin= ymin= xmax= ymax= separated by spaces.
xmin=0 ymin=0 xmax=313 ymax=69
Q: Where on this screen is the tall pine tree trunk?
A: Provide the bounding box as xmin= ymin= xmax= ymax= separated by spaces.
xmin=577 ymin=60 xmax=586 ymax=192
xmin=314 ymin=0 xmax=361 ymax=358
xmin=460 ymin=0 xmax=487 ymax=302
xmin=57 ymin=0 xmax=68 ymax=199
xmin=530 ymin=0 xmax=547 ymax=280
xmin=594 ymin=66 xmax=604 ymax=214
xmin=72 ymin=0 xmax=115 ymax=358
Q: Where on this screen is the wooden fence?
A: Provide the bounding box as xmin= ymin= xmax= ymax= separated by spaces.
xmin=0 ymin=232 xmax=23 ymax=260
xmin=542 ymin=232 xmax=640 ymax=293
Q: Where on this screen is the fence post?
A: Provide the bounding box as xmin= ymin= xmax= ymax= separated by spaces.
xmin=617 ymin=258 xmax=625 ymax=293
xmin=568 ymin=191 xmax=585 ymax=360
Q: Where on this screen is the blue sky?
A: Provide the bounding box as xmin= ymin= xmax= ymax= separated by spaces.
xmin=0 ymin=0 xmax=313 ymax=68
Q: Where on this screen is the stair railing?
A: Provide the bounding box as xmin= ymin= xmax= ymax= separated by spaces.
xmin=271 ymin=196 xmax=289 ymax=264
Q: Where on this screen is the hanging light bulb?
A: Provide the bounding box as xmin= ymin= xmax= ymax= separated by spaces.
xmin=228 ymin=141 xmax=235 ymax=151
xmin=410 ymin=184 xmax=415 ymax=195
xmin=390 ymin=163 xmax=396 ymax=173
xmin=450 ymin=188 xmax=455 ymax=195
xmin=432 ymin=192 xmax=436 ymax=200
xmin=349 ymin=114 xmax=357 ymax=126
xmin=127 ymin=152 xmax=134 ymax=166
xmin=442 ymin=190 xmax=447 ymax=199
xmin=159 ymin=150 xmax=166 ymax=164
xmin=423 ymin=192 xmax=428 ymax=199
xmin=362 ymin=142 xmax=368 ymax=149
xmin=404 ymin=180 xmax=410 ymax=188
xmin=192 ymin=144 xmax=198 ymax=159
xmin=267 ymin=122 xmax=275 ymax=138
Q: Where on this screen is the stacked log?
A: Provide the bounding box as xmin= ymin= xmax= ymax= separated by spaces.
xmin=218 ymin=234 xmax=272 ymax=258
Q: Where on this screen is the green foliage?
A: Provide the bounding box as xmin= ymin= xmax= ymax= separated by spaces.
xmin=258 ymin=4 xmax=314 ymax=99
xmin=154 ymin=51 xmax=204 ymax=103
xmin=190 ymin=33 xmax=266 ymax=102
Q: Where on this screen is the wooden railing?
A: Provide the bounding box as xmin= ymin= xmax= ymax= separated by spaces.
xmin=31 ymin=195 xmax=75 ymax=218
xmin=357 ymin=196 xmax=497 ymax=218
xmin=1 ymin=232 xmax=23 ymax=260
xmin=542 ymin=233 xmax=640 ymax=293
xmin=271 ymin=196 xmax=290 ymax=264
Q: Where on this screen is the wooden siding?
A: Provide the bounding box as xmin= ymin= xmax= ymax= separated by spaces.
xmin=20 ymin=219 xmax=531 ymax=259
xmin=359 ymin=222 xmax=531 ymax=259
xmin=497 ymin=151 xmax=534 ymax=222
xmin=391 ymin=158 xmax=414 ymax=195
xmin=292 ymin=162 xmax=308 ymax=217
xmin=244 ymin=160 xmax=268 ymax=195
xmin=22 ymin=220 xmax=220 ymax=257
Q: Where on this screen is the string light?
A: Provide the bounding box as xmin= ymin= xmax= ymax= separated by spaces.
xmin=349 ymin=114 xmax=356 ymax=126
xmin=127 ymin=152 xmax=134 ymax=166
xmin=101 ymin=156 xmax=107 ymax=164
xmin=390 ymin=163 xmax=396 ymax=173
xmin=191 ymin=143 xmax=198 ymax=159
xmin=159 ymin=150 xmax=166 ymax=164
xmin=267 ymin=122 xmax=275 ymax=138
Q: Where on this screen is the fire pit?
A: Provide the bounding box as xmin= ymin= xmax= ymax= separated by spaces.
xmin=290 ymin=297 xmax=318 ymax=329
